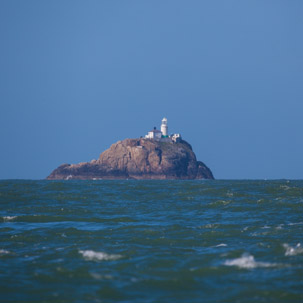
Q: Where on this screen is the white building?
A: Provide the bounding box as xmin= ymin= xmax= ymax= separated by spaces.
xmin=145 ymin=127 xmax=162 ymax=140
xmin=161 ymin=117 xmax=168 ymax=137
xmin=145 ymin=118 xmax=182 ymax=142
xmin=171 ymin=133 xmax=182 ymax=143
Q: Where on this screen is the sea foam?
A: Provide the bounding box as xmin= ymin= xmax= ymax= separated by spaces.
xmin=224 ymin=253 xmax=275 ymax=269
xmin=79 ymin=250 xmax=122 ymax=261
xmin=215 ymin=243 xmax=227 ymax=247
xmin=2 ymin=216 xmax=17 ymax=222
xmin=283 ymin=243 xmax=303 ymax=256
xmin=0 ymin=249 xmax=10 ymax=255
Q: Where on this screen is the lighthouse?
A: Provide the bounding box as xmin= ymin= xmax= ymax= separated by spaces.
xmin=161 ymin=117 xmax=168 ymax=137
xmin=144 ymin=117 xmax=181 ymax=142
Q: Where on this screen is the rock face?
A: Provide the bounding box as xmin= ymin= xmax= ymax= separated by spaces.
xmin=47 ymin=138 xmax=214 ymax=180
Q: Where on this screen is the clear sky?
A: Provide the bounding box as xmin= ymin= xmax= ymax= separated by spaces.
xmin=0 ymin=0 xmax=302 ymax=179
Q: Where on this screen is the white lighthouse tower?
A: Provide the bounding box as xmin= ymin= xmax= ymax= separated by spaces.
xmin=161 ymin=117 xmax=168 ymax=137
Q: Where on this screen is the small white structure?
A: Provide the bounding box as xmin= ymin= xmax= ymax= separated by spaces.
xmin=171 ymin=133 xmax=182 ymax=143
xmin=161 ymin=117 xmax=168 ymax=137
xmin=145 ymin=127 xmax=162 ymax=140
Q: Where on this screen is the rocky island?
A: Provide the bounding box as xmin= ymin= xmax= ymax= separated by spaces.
xmin=47 ymin=118 xmax=214 ymax=180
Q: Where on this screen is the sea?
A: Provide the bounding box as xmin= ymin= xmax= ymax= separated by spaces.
xmin=0 ymin=180 xmax=303 ymax=303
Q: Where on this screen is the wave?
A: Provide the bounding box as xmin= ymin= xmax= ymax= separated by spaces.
xmin=0 ymin=249 xmax=10 ymax=255
xmin=79 ymin=250 xmax=122 ymax=261
xmin=1 ymin=216 xmax=17 ymax=222
xmin=224 ymin=253 xmax=276 ymax=269
xmin=283 ymin=243 xmax=303 ymax=256
xmin=215 ymin=243 xmax=227 ymax=247
xmin=288 ymin=222 xmax=303 ymax=226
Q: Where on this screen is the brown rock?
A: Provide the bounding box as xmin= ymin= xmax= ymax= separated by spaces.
xmin=46 ymin=138 xmax=214 ymax=180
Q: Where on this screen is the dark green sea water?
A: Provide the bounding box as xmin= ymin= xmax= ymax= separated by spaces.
xmin=0 ymin=180 xmax=303 ymax=303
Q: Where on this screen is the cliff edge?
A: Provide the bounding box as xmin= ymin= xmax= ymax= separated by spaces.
xmin=46 ymin=138 xmax=214 ymax=180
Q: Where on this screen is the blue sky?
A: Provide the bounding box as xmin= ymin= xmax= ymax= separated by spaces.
xmin=0 ymin=0 xmax=302 ymax=179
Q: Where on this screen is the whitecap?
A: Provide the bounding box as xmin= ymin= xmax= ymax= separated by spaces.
xmin=0 ymin=249 xmax=10 ymax=255
xmin=55 ymin=247 xmax=65 ymax=251
xmin=283 ymin=243 xmax=303 ymax=256
xmin=203 ymin=224 xmax=218 ymax=228
xmin=215 ymin=243 xmax=227 ymax=247
xmin=2 ymin=216 xmax=17 ymax=222
xmin=224 ymin=253 xmax=275 ymax=269
xmin=275 ymin=224 xmax=284 ymax=230
xmin=79 ymin=250 xmax=122 ymax=261
xmin=242 ymin=226 xmax=249 ymax=231
xmin=90 ymin=272 xmax=113 ymax=280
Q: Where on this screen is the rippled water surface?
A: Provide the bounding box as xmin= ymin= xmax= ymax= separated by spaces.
xmin=0 ymin=180 xmax=303 ymax=303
